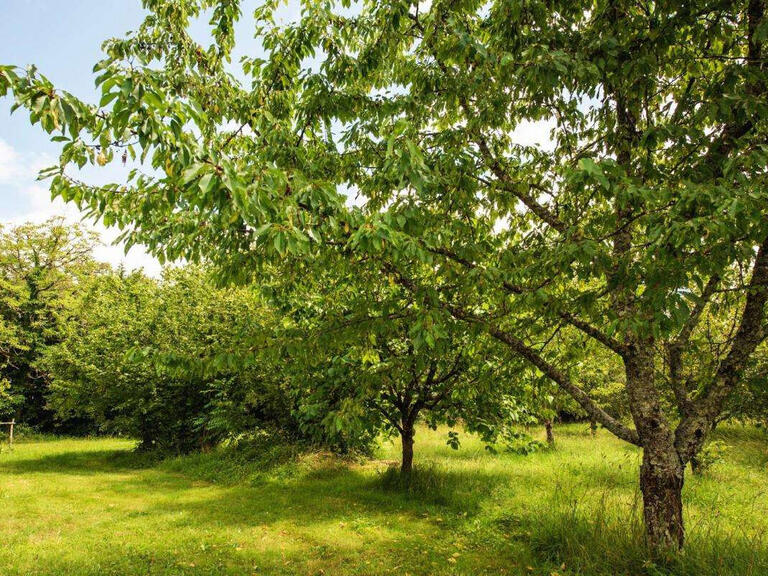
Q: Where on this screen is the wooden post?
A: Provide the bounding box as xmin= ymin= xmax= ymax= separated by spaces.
xmin=0 ymin=420 xmax=14 ymax=448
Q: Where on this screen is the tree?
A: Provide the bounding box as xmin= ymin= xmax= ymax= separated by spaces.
xmin=306 ymin=299 xmax=521 ymax=474
xmin=43 ymin=266 xmax=292 ymax=452
xmin=291 ymin=0 xmax=768 ymax=553
xmin=359 ymin=321 xmax=469 ymax=475
xmin=545 ymin=329 xmax=630 ymax=437
xmin=0 ymin=276 xmax=25 ymax=419
xmin=729 ymin=342 xmax=768 ymax=429
xmin=0 ymin=218 xmax=103 ymax=430
xmin=42 ymin=268 xmax=160 ymax=440
xmin=270 ymin=256 xmax=528 ymax=472
xmin=3 ymin=0 xmax=767 ymax=554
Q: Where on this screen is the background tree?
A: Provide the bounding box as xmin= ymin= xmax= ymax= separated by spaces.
xmin=302 ymin=305 xmax=505 ymax=474
xmin=0 ymin=218 xmax=103 ymax=431
xmin=548 ymin=330 xmax=630 ymax=436
xmin=273 ymin=257 xmax=531 ymax=471
xmin=42 ymin=269 xmax=158 ymax=440
xmin=43 ymin=266 xmax=292 ymax=451
xmin=0 ymin=275 xmax=25 ymax=419
xmin=730 ymin=343 xmax=768 ymax=430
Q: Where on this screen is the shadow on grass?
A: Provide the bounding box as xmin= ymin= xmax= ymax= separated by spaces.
xmin=371 ymin=462 xmax=507 ymax=510
xmin=2 ymin=437 xmax=512 ymax=527
xmin=5 ymin=430 xmax=767 ymax=576
xmin=44 ymin=461 xmax=523 ymax=575
xmin=0 ymin=449 xmax=160 ymax=475
xmin=134 ymin=460 xmax=513 ymax=534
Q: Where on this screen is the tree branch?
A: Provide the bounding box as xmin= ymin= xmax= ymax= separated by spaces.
xmin=450 ymin=307 xmax=641 ymax=446
xmin=675 ymin=234 xmax=768 ymax=461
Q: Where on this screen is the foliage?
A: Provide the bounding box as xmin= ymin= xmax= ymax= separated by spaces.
xmin=0 ymin=218 xmax=104 ymax=430
xmin=691 ymin=440 xmax=729 ymax=475
xmin=268 ymin=257 xmax=533 ymax=468
xmin=500 ymin=428 xmax=547 ymax=456
xmin=41 ymin=269 xmax=157 ymax=438
xmin=726 ymin=342 xmax=768 ymax=428
xmin=41 ymin=265 xmax=292 ymax=452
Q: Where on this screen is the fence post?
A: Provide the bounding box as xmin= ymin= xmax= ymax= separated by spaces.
xmin=9 ymin=419 xmax=13 ymax=447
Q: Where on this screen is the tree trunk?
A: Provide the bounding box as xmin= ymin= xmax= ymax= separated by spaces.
xmin=401 ymin=426 xmax=414 ymax=474
xmin=590 ymin=419 xmax=597 ymax=437
xmin=639 ymin=448 xmax=685 ymax=554
xmin=623 ymin=338 xmax=686 ymax=554
xmin=544 ymin=419 xmax=554 ymax=446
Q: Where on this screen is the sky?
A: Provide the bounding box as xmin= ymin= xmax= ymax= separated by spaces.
xmin=0 ymin=1 xmax=553 ymax=276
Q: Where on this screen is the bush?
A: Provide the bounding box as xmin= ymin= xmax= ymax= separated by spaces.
xmin=498 ymin=428 xmax=547 ymax=455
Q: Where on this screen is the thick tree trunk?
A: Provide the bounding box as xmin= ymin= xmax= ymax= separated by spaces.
xmin=544 ymin=419 xmax=554 ymax=446
xmin=624 ymin=339 xmax=686 ymax=554
xmin=640 ymin=447 xmax=685 ymax=553
xmin=401 ymin=426 xmax=414 ymax=474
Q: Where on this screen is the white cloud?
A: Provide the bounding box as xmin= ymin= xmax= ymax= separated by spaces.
xmin=0 ymin=139 xmax=21 ymax=183
xmin=0 ymin=138 xmax=162 ymax=277
xmin=12 ymin=183 xmax=81 ymax=223
xmin=92 ymin=226 xmax=163 ymax=277
xmin=0 ymin=139 xmax=57 ymax=187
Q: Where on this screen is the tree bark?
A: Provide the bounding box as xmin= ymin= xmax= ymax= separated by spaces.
xmin=624 ymin=339 xmax=686 ymax=553
xmin=544 ymin=419 xmax=554 ymax=446
xmin=401 ymin=426 xmax=415 ymax=475
xmin=640 ymin=448 xmax=685 ymax=553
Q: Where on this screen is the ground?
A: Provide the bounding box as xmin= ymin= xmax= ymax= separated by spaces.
xmin=0 ymin=424 xmax=766 ymax=576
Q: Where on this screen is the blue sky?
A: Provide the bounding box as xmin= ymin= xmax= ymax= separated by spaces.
xmin=1 ymin=2 xmax=146 ymax=150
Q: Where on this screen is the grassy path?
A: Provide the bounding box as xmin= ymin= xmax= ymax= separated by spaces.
xmin=1 ymin=425 xmax=766 ymax=575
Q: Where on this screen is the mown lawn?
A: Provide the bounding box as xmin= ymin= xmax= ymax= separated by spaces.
xmin=1 ymin=424 xmax=766 ymax=575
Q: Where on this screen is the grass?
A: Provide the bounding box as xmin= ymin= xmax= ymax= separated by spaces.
xmin=0 ymin=424 xmax=766 ymax=575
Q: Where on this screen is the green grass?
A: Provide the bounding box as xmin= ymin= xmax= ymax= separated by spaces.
xmin=1 ymin=424 xmax=766 ymax=575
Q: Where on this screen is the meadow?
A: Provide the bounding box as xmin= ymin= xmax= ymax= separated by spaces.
xmin=1 ymin=424 xmax=766 ymax=576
